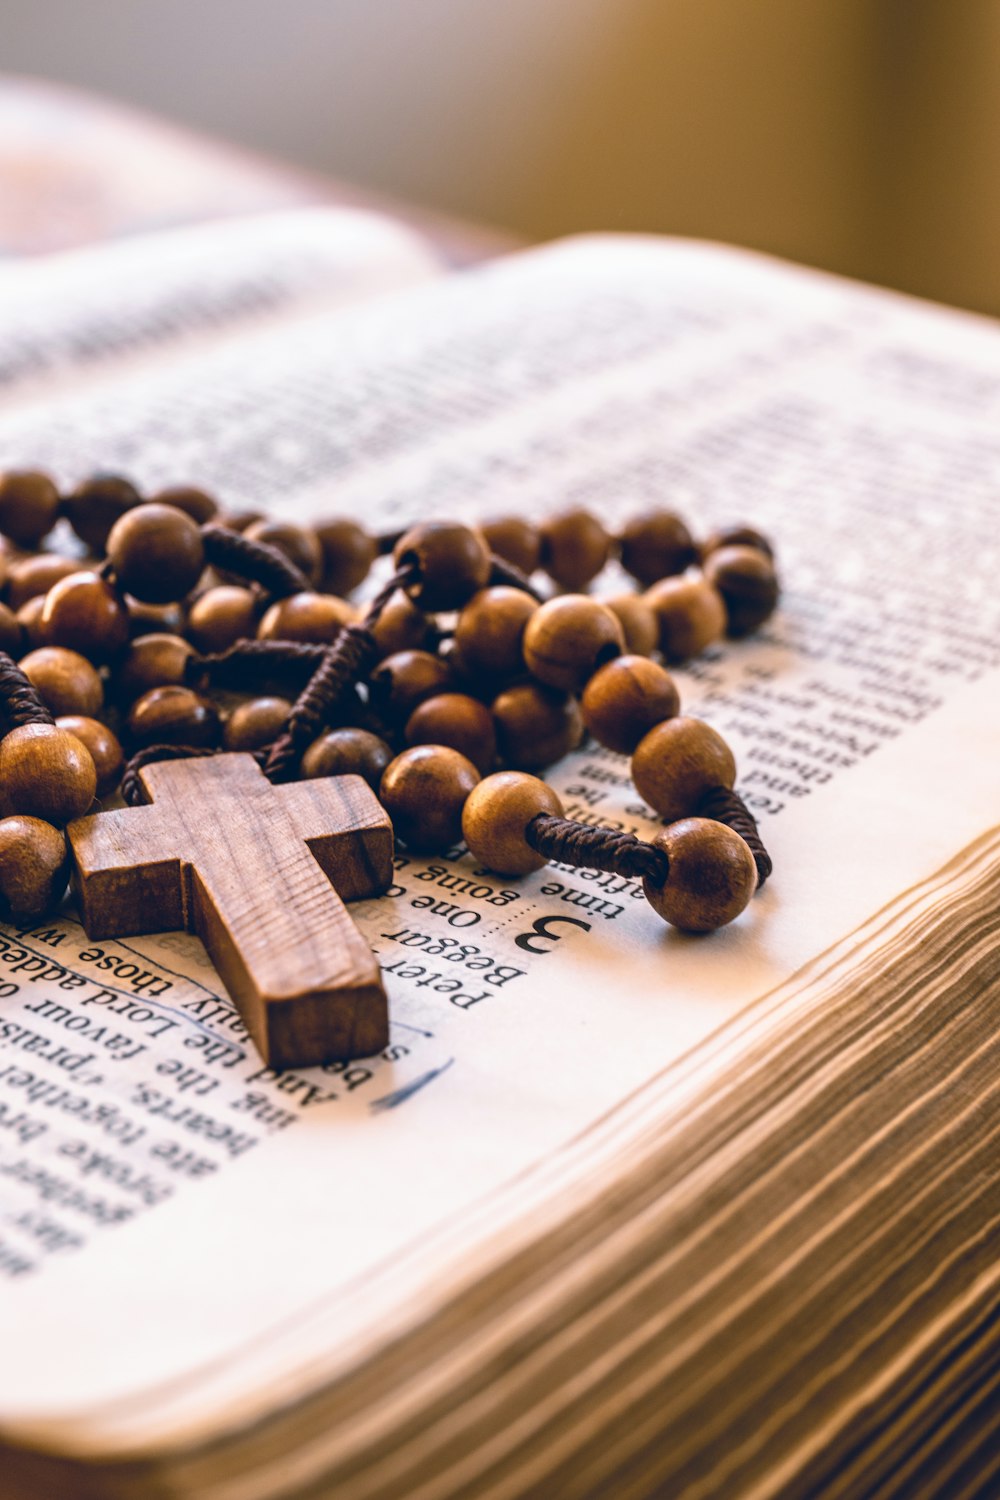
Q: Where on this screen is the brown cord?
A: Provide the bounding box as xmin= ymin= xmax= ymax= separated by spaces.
xmin=264 ymin=624 xmax=379 ymax=781
xmin=525 ymin=813 xmax=669 ymax=885
xmin=375 ymin=527 xmax=405 ymax=556
xmin=201 ymin=523 xmax=310 ymax=598
xmin=0 ymin=652 xmax=55 ymax=730
xmin=488 ymin=553 xmax=544 ymax=601
xmin=121 ymin=744 xmax=217 ymax=806
xmin=694 ymin=785 xmax=772 ymax=888
xmin=185 ymin=638 xmax=327 ymax=693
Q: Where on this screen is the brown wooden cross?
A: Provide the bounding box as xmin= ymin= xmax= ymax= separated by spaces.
xmin=67 ymin=753 xmax=393 ymax=1070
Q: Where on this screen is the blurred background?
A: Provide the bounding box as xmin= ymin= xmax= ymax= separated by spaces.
xmin=4 ymin=0 xmax=1000 ymax=313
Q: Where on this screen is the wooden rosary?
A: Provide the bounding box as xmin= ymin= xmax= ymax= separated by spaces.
xmin=0 ymin=469 xmax=778 ymax=1067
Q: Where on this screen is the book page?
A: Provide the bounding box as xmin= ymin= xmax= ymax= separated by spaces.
xmin=1 ymin=236 xmax=1000 ymax=1441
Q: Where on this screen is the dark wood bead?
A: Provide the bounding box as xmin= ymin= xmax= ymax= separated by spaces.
xmin=127 ymin=598 xmax=187 ymax=638
xmin=148 ymin=484 xmax=219 ymax=524
xmin=6 ymin=554 xmax=81 ymax=610
xmin=539 ymin=508 xmax=612 ymax=589
xmin=619 ymin=511 xmax=697 ymax=586
xmin=222 ymin=696 xmax=292 ymax=752
xmin=0 ymin=815 xmax=70 ymax=920
xmin=0 ymin=723 xmax=97 ymax=824
xmin=644 ymin=575 xmax=726 ymax=662
xmin=216 ymin=509 xmax=264 ymax=533
xmin=581 ymin=656 xmax=680 ymax=755
xmin=631 ymin=716 xmax=737 ymax=822
xmin=380 ymin=745 xmax=480 ymax=853
xmin=187 ymin=586 xmax=258 ymax=654
xmin=301 ymin=728 xmax=392 ymax=789
xmin=369 ymin=649 xmax=453 ymax=723
xmin=243 ymin=519 xmax=323 ymax=586
xmin=642 ymin=817 xmax=757 ymax=931
xmin=393 ymin=522 xmax=492 ymax=610
xmin=0 ymin=471 xmax=61 ymax=547
xmin=0 ymin=602 xmax=23 ymax=656
xmin=601 ymin=593 xmax=660 ymax=657
xmin=316 ymin=519 xmax=377 ymax=596
xmin=370 ymin=589 xmax=431 ymax=655
xmin=405 ymin=692 xmax=497 ymax=774
xmin=454 ymin=586 xmax=538 ymax=678
xmin=492 ymin=682 xmax=584 ymax=769
xmin=56 ymin=716 xmax=124 ymax=798
xmin=127 ymin=686 xmax=221 ymax=749
xmin=462 ymin=770 xmax=563 ymax=875
xmin=116 ymin=633 xmax=193 ymax=702
xmin=480 ymin=517 xmax=542 ymax=576
xmin=257 ymin=591 xmax=355 ymax=644
xmin=16 ymin=596 xmax=48 ymax=650
xmin=63 ymin=473 xmax=142 ymax=552
xmin=39 ymin=571 xmax=130 ymax=662
xmin=107 ymin=503 xmax=206 ymax=604
xmin=19 ymin=646 xmax=104 ymax=718
xmin=522 ymin=594 xmax=624 ymax=692
xmin=702 ymin=545 xmax=779 ymax=635
xmin=701 ymin=525 xmax=774 ymax=562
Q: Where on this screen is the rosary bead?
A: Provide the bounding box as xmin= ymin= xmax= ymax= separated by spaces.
xmin=369 ymin=649 xmax=453 ymax=724
xmin=20 ymin=647 xmax=104 ymax=718
xmin=643 ymin=574 xmax=726 ymax=662
xmin=480 ymin=517 xmax=542 ymax=576
xmin=301 ymin=727 xmax=392 ymax=789
xmin=55 ymin=716 xmax=123 ymax=798
xmin=106 ymin=503 xmax=206 ymax=604
xmin=127 ymin=599 xmax=186 ymax=638
xmin=581 ymin=656 xmax=680 ymax=755
xmin=618 ymin=510 xmax=697 ymax=587
xmin=522 ymin=595 xmax=624 ymax=693
xmin=701 ymin=524 xmax=774 ymax=562
xmin=642 ymin=818 xmax=757 ymax=931
xmin=702 ymin=545 xmax=779 ymax=636
xmin=0 ymin=816 xmax=70 ymax=921
xmin=539 ymin=508 xmax=611 ymax=590
xmin=217 ymin=509 xmax=263 ymax=534
xmin=6 ymin=554 xmax=81 ymax=610
xmin=602 ymin=593 xmax=659 ymax=657
xmin=63 ymin=473 xmax=142 ymax=552
xmin=223 ymin=696 xmax=292 ymax=752
xmin=148 ymin=484 xmax=219 ymax=524
xmin=0 ymin=471 xmax=61 ymax=547
xmin=116 ymin=633 xmax=193 ymax=702
xmin=187 ymin=585 xmax=258 ymax=654
xmin=380 ymin=744 xmax=481 ymax=853
xmin=454 ymin=585 xmax=538 ymax=678
xmin=39 ymin=571 xmax=130 ymax=662
xmin=127 ymin=686 xmax=221 ymax=750
xmin=0 ymin=723 xmax=97 ymax=824
xmin=257 ymin=591 xmax=355 ymax=644
xmin=462 ymin=770 xmax=563 ymax=875
xmin=243 ymin=519 xmax=323 ymax=586
xmin=369 ymin=589 xmax=432 ymax=655
xmin=631 ymin=716 xmax=737 ymax=823
xmin=405 ymin=692 xmax=497 ymax=774
xmin=393 ymin=521 xmax=492 ymax=610
xmin=16 ymin=596 xmax=48 ymax=650
xmin=0 ymin=603 xmax=23 ymax=656
xmin=315 ymin=519 xmax=377 ymax=597
xmin=492 ymin=682 xmax=584 ymax=769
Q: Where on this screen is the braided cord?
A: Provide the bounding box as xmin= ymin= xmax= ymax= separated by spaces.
xmin=201 ymin=524 xmax=310 ymax=598
xmin=695 ymin=786 xmax=772 ymax=888
xmin=525 ymin=813 xmax=668 ymax=885
xmin=0 ymin=652 xmax=55 ymax=730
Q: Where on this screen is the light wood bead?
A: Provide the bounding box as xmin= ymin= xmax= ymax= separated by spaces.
xmin=39 ymin=571 xmax=130 ymax=662
xmin=702 ymin=545 xmax=779 ymax=636
xmin=370 ymin=589 xmax=432 ymax=655
xmin=216 ymin=508 xmax=263 ymax=533
xmin=16 ymin=596 xmax=48 ymax=650
xmin=631 ymin=716 xmax=736 ymax=823
xmin=0 ymin=723 xmax=97 ymax=824
xmin=405 ymin=692 xmax=497 ymax=774
xmin=20 ymin=647 xmax=104 ymax=718
xmin=223 ymin=697 xmax=292 ymax=752
xmin=127 ymin=686 xmax=221 ymax=750
xmin=492 ymin=682 xmax=584 ymax=769
xmin=701 ymin=525 xmax=774 ymax=562
xmin=187 ymin=586 xmax=258 ymax=654
xmin=369 ymin=649 xmax=453 ymax=724
xmin=0 ymin=603 xmax=23 ymax=656
xmin=0 ymin=816 xmax=70 ymax=920
xmin=56 ymin=716 xmax=123 ymax=798
xmin=581 ymin=656 xmax=680 ymax=755
xmin=480 ymin=517 xmax=542 ymax=576
xmin=244 ymin=519 xmax=323 ymax=585
xmin=257 ymin=591 xmax=355 ymax=644
xmin=380 ymin=745 xmax=481 ymax=853
xmin=116 ymin=633 xmax=194 ymax=702
xmin=602 ymin=594 xmax=660 ymax=657
xmin=316 ymin=519 xmax=377 ymax=596
xmin=462 ymin=771 xmax=563 ymax=875
xmin=6 ymin=554 xmax=81 ymax=610
xmin=393 ymin=521 xmax=492 ymax=610
xmin=454 ymin=586 xmax=538 ymax=678
xmin=148 ymin=485 xmax=219 ymax=524
xmin=642 ymin=818 xmax=757 ymax=931
xmin=522 ymin=594 xmax=624 ymax=693
xmin=644 ymin=574 xmax=727 ymax=662
xmin=0 ymin=471 xmax=61 ymax=547
xmin=107 ymin=503 xmax=206 ymax=604
xmin=301 ymin=728 xmax=392 ymax=790
xmin=127 ymin=598 xmax=187 ymax=638
xmin=539 ymin=508 xmax=611 ymax=590
xmin=63 ymin=473 xmax=142 ymax=552
xmin=619 ymin=510 xmax=696 ymax=586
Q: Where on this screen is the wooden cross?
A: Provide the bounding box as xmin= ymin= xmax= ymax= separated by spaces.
xmin=67 ymin=754 xmax=393 ymax=1070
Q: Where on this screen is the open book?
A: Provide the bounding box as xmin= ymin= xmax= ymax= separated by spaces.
xmin=1 ymin=203 xmax=999 ymax=1499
